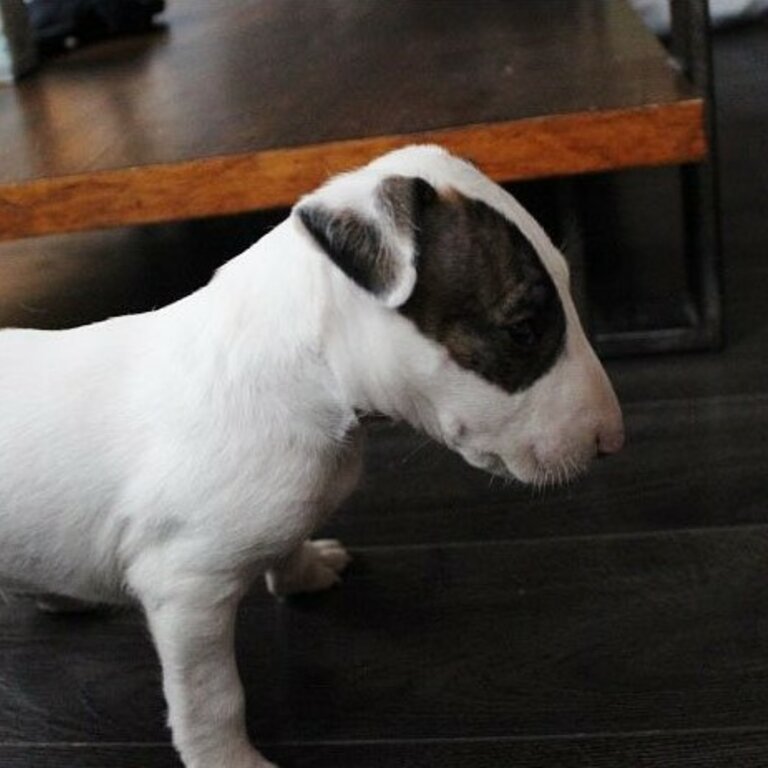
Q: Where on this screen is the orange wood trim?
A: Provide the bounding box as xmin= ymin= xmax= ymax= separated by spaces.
xmin=0 ymin=100 xmax=705 ymax=242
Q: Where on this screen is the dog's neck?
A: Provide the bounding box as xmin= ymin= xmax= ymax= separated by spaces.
xmin=191 ymin=217 xmax=443 ymax=437
xmin=320 ymin=269 xmax=445 ymax=435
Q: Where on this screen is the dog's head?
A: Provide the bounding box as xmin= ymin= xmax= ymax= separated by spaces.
xmin=295 ymin=145 xmax=623 ymax=486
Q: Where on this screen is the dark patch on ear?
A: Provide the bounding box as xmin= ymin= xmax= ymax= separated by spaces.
xmin=298 ymin=205 xmax=396 ymax=297
xmin=298 ymin=176 xmax=436 ymax=300
xmin=400 ymin=190 xmax=566 ymax=393
xmin=378 ymin=175 xmax=437 ymax=234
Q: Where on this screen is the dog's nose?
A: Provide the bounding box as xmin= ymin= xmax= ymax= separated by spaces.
xmin=596 ymin=426 xmax=625 ymax=457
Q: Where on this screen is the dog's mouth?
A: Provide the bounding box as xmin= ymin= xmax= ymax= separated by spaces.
xmin=460 ymin=449 xmax=516 ymax=480
xmin=481 ymin=453 xmax=514 ymax=478
xmin=464 ymin=448 xmax=590 ymax=489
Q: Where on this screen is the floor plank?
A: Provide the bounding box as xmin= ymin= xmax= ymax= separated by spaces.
xmin=6 ymin=729 xmax=768 ymax=768
xmin=3 ymin=527 xmax=768 ymax=752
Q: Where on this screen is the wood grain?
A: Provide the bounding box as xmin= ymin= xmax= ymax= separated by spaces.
xmin=0 ymin=101 xmax=705 ymax=241
xmin=0 ymin=0 xmax=705 ymax=240
xmin=5 ymin=730 xmax=768 ymax=768
xmin=3 ymin=527 xmax=768 ymax=750
xmin=0 ymin=0 xmax=701 ymax=183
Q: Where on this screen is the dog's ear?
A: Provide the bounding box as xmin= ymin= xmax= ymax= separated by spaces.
xmin=297 ymin=175 xmax=436 ymax=308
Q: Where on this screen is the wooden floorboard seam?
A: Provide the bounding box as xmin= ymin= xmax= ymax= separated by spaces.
xmin=343 ymin=521 xmax=768 ymax=552
xmin=7 ymin=724 xmax=768 ymax=749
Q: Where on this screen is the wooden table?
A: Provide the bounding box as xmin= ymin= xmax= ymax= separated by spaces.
xmin=0 ymin=0 xmax=705 ymax=242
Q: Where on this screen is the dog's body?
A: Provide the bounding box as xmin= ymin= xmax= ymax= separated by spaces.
xmin=0 ymin=146 xmax=623 ymax=768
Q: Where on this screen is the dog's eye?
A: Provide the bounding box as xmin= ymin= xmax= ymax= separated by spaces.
xmin=503 ymin=319 xmax=538 ymax=348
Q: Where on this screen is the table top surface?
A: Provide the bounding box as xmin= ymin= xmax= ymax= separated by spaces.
xmin=0 ymin=0 xmax=704 ymax=239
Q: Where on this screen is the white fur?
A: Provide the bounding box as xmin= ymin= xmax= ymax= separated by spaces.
xmin=0 ymin=145 xmax=622 ymax=768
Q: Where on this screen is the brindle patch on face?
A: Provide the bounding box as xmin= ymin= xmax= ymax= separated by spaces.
xmin=401 ymin=188 xmax=566 ymax=393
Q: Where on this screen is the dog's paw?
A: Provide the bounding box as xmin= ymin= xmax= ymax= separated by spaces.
xmin=307 ymin=538 xmax=352 ymax=581
xmin=266 ymin=539 xmax=351 ymax=598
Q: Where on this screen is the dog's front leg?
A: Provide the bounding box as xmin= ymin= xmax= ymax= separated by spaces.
xmin=141 ymin=580 xmax=275 ymax=768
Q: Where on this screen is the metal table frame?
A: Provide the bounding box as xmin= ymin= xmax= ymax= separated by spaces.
xmin=592 ymin=0 xmax=723 ymax=357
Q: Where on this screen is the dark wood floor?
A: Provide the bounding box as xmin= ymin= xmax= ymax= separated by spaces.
xmin=1 ymin=19 xmax=767 ymax=768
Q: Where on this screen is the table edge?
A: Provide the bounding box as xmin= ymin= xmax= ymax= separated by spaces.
xmin=0 ymin=100 xmax=705 ymax=242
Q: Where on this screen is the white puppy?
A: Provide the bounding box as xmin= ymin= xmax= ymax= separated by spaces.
xmin=0 ymin=146 xmax=623 ymax=768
